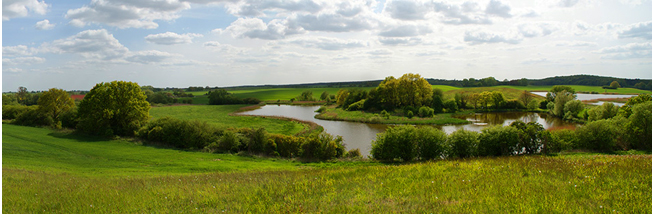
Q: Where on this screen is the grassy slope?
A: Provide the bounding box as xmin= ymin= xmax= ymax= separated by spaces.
xmin=1 ymin=124 xmax=299 ymax=176
xmin=3 ymin=124 xmax=652 ymax=213
xmin=149 ymin=105 xmax=307 ymax=136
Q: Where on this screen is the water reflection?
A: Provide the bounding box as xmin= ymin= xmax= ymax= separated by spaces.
xmin=239 ymin=105 xmax=577 ymax=157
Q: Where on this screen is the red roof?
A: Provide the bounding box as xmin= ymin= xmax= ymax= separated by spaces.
xmin=71 ymin=95 xmax=85 ymax=100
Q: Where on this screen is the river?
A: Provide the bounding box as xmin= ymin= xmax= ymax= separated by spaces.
xmin=240 ymin=105 xmax=574 ymax=157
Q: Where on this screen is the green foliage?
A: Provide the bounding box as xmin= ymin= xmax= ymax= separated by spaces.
xmin=239 ymin=128 xmax=268 ymax=154
xmin=509 ymin=121 xmax=545 ymax=154
xmin=418 ymin=106 xmax=435 ymax=117
xmin=77 ymin=81 xmax=151 ymax=136
xmin=504 ymin=99 xmax=525 ymax=109
xmin=415 ymin=126 xmax=447 ymax=160
xmin=208 ymin=89 xmax=254 ymax=105
xmin=551 ymin=91 xmax=576 ymax=117
xmin=380 ymin=110 xmax=390 ymax=119
xmin=587 ymin=102 xmax=619 ymax=121
xmin=315 ymin=106 xmax=327 ymax=113
xmin=2 ymin=94 xmax=18 ymax=105
xmin=342 ymin=89 xmax=367 ymax=109
xmin=59 ymin=109 xmax=79 ymax=129
xmin=13 ymin=106 xmax=53 ymax=127
xmin=374 ymin=73 xmax=433 ymax=110
xmin=320 ymin=91 xmax=330 ymax=101
xmin=626 ymin=101 xmax=652 ymax=150
xmin=527 ymin=99 xmax=539 ymax=110
xmin=610 ymin=81 xmax=621 ymax=88
xmin=546 ymin=85 xmax=576 ymax=102
xmin=219 ymin=131 xmax=242 ymax=153
xmin=548 ymin=129 xmax=578 ymax=152
xmin=296 ymin=90 xmax=315 ymax=101
xmin=447 ymin=129 xmax=479 ymax=158
xmin=346 ymin=99 xmax=366 ymax=111
xmin=443 ymin=99 xmax=458 ymax=112
xmin=37 ymin=88 xmax=75 ymax=128
xmin=139 ymin=117 xmax=223 ymax=149
xmin=2 ymin=105 xmax=35 ymax=120
xmin=268 ymin=133 xmax=302 ymax=158
xmin=301 ymin=133 xmax=346 ymax=161
xmin=345 ymin=148 xmax=362 ymax=158
xmin=431 ymin=89 xmax=444 ymax=113
xmin=620 ymin=94 xmax=652 ymax=118
xmin=406 ymin=110 xmax=414 ymax=119
xmin=478 ymin=126 xmax=519 ymax=156
xmin=371 ymin=125 xmax=417 ymax=161
xmin=563 ymin=100 xmax=584 ymax=120
xmin=576 ymin=119 xmax=620 ymax=152
xmin=454 ymin=93 xmax=469 ymax=109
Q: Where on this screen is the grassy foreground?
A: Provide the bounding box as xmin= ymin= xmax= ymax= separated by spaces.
xmin=4 ymin=124 xmax=652 ymax=213
xmin=149 ymin=105 xmax=310 ymax=136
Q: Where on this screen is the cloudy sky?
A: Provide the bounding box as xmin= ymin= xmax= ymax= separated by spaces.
xmin=2 ymin=0 xmax=652 ymax=91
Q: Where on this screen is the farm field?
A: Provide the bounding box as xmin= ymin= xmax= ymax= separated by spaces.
xmin=149 ymin=105 xmax=310 ymax=136
xmin=3 ymin=124 xmax=652 ymax=213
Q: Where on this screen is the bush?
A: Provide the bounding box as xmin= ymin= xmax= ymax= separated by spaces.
xmin=406 ymin=110 xmax=414 ymax=119
xmin=415 ymin=126 xmax=447 ymax=160
xmin=139 ymin=117 xmax=223 ymax=149
xmin=575 ymin=119 xmax=619 ymax=152
xmin=315 ymin=106 xmax=327 ymax=113
xmin=447 ymin=129 xmax=479 ymax=158
xmin=478 ymin=125 xmax=520 ymax=156
xmin=444 ymin=100 xmax=458 ymax=112
xmin=510 ymin=121 xmax=545 ymax=154
xmin=60 ymin=109 xmax=79 ymax=129
xmin=218 ymin=131 xmax=241 ymax=153
xmin=301 ymin=133 xmax=346 ymax=161
xmin=345 ymin=148 xmax=362 ymax=158
xmin=563 ymin=100 xmax=584 ymax=120
xmin=346 ymin=99 xmax=366 ymax=111
xmin=418 ymin=106 xmax=435 ymax=118
xmin=504 ymin=99 xmax=526 ymax=109
xmin=626 ymin=101 xmax=652 ymax=150
xmin=549 ymin=129 xmax=579 ymax=151
xmin=238 ymin=128 xmax=268 ymax=154
xmin=2 ymin=105 xmax=35 ymax=120
xmin=380 ymin=110 xmax=391 ymax=119
xmin=371 ymin=125 xmax=417 ymax=161
xmin=527 ymin=100 xmax=539 ymax=110
xmin=13 ymin=107 xmax=52 ymax=127
xmin=268 ymin=134 xmax=302 ymax=158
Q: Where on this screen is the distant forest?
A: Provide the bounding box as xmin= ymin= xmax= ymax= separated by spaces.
xmin=223 ymin=74 xmax=652 ymax=91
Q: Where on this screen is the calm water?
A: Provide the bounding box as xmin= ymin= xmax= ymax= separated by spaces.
xmin=530 ymin=92 xmax=636 ymax=101
xmin=240 ymin=105 xmax=575 ymax=157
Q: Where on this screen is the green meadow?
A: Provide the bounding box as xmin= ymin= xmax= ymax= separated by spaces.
xmin=149 ymin=105 xmax=310 ymax=136
xmin=3 ymin=124 xmax=652 ymax=213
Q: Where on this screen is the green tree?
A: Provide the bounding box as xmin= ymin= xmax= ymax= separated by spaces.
xmin=478 ymin=125 xmax=520 ymax=156
xmin=519 ymin=91 xmax=534 ymax=107
xmin=376 ymin=74 xmax=432 ymax=109
xmin=563 ymin=100 xmax=583 ymax=120
xmin=296 ymin=90 xmax=315 ymax=101
xmin=431 ymin=88 xmax=444 ymax=113
xmin=587 ymin=102 xmax=619 ymax=121
xmin=336 ymin=89 xmax=350 ymax=107
xmin=37 ymin=88 xmax=75 ymax=128
xmin=17 ymin=86 xmax=28 ymax=105
xmin=627 ymin=101 xmax=652 ymax=149
xmin=619 ymin=94 xmax=652 ymax=118
xmin=610 ymin=81 xmax=621 ymax=88
xmin=551 ymin=91 xmax=576 ymax=117
xmin=77 ymin=81 xmax=150 ymax=136
xmin=490 ymin=91 xmax=505 ymax=109
xmin=447 ymin=129 xmax=479 ymax=158
xmin=546 ymin=86 xmax=575 ymax=102
xmin=320 ymin=91 xmax=330 ymax=101
xmin=3 ymin=94 xmax=18 ymax=105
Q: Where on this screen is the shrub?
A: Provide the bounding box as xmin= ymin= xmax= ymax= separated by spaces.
xmin=380 ymin=110 xmax=390 ymax=119
xmin=510 ymin=121 xmax=545 ymax=154
xmin=576 ymin=119 xmax=619 ymax=152
xmin=345 ymin=148 xmax=362 ymax=158
xmin=13 ymin=107 xmax=52 ymax=127
xmin=527 ymin=100 xmax=539 ymax=110
xmin=268 ymin=134 xmax=302 ymax=158
xmin=301 ymin=133 xmax=345 ymax=161
xmin=406 ymin=110 xmax=414 ymax=119
xmin=447 ymin=129 xmax=479 ymax=158
xmin=444 ymin=100 xmax=458 ymax=112
xmin=139 ymin=117 xmax=223 ymax=149
xmin=504 ymin=99 xmax=526 ymax=109
xmin=626 ymin=101 xmax=652 ymax=150
xmin=346 ymin=99 xmax=366 ymax=111
xmin=218 ymin=130 xmax=241 ymax=153
xmin=315 ymin=106 xmax=327 ymax=113
xmin=371 ymin=125 xmax=417 ymax=161
xmin=60 ymin=109 xmax=79 ymax=129
xmin=549 ymin=129 xmax=579 ymax=151
xmin=2 ymin=105 xmax=35 ymax=120
xmin=239 ymin=128 xmax=268 ymax=154
xmin=418 ymin=106 xmax=435 ymax=118
xmin=563 ymin=100 xmax=584 ymax=120
xmin=415 ymin=126 xmax=447 ymax=160
xmin=478 ymin=125 xmax=519 ymax=156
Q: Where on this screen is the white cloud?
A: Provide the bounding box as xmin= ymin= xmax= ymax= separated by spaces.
xmin=42 ymin=29 xmax=129 ymax=60
xmin=521 ymin=58 xmax=549 ymax=64
xmin=485 ymin=0 xmax=512 ymax=18
xmin=554 ymin=41 xmax=597 ymax=47
xmin=203 ymin=41 xmax=246 ymax=54
xmin=464 ymin=31 xmax=522 ymax=45
xmin=35 ymin=19 xmax=55 ymax=30
xmin=65 ymin=0 xmax=190 ymax=29
xmin=432 ymin=1 xmax=492 ymax=25
xmin=2 ymin=0 xmax=48 ymax=20
xmin=226 ymin=0 xmax=323 ymax=17
xmin=597 ymin=42 xmax=652 ymax=59
xmin=3 ymin=56 xmax=46 ymax=66
xmin=367 ymin=49 xmax=393 ymax=55
xmin=284 ymin=37 xmax=367 ymax=50
xmin=619 ymin=21 xmax=652 ymax=40
xmin=414 ymin=50 xmax=447 ymax=56
xmin=378 ymin=37 xmax=424 ymax=46
xmin=145 ymin=32 xmax=203 ymax=45
xmin=378 ymin=24 xmax=432 ymax=37
xmin=384 ymin=0 xmax=432 ymax=21
xmin=4 ymin=68 xmax=24 ymax=73
xmin=125 ymin=50 xmax=179 ymax=64
xmin=221 ymin=17 xmax=301 ymax=40
xmin=3 ymin=45 xmax=33 ymax=56
xmin=557 ymin=0 xmax=580 ymax=7
xmin=288 ymin=12 xmax=377 ymax=32
xmin=517 ymin=22 xmax=558 ymax=38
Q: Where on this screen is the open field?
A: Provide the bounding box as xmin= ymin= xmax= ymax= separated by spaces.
xmin=3 ymin=124 xmax=652 ymax=213
xmin=149 ymin=105 xmax=310 ymax=136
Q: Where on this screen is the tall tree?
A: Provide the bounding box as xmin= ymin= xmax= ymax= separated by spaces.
xmin=77 ymin=81 xmax=150 ymax=136
xmin=17 ymin=86 xmax=28 ymax=105
xmin=610 ymin=81 xmax=621 ymax=88
xmin=546 ymin=85 xmax=575 ymax=102
xmin=37 ymin=88 xmax=75 ymax=127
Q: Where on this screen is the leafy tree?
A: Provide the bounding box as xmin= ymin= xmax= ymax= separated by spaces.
xmin=17 ymin=86 xmax=28 ymax=105
xmin=296 ymin=90 xmax=315 ymax=101
xmin=634 ymin=82 xmax=646 ymax=89
xmin=443 ymin=100 xmax=458 ymax=112
xmin=478 ymin=125 xmax=520 ymax=156
xmin=478 ymin=91 xmax=493 ymax=109
xmin=208 ymin=89 xmax=243 ymax=105
xmin=551 ymin=91 xmax=576 ymax=117
xmin=376 ymin=74 xmax=432 ymax=109
xmin=576 ymin=119 xmax=619 ymax=152
xmin=490 ymin=91 xmax=505 ymax=109
xmin=468 ymin=93 xmax=480 ymax=109
xmin=610 ymin=81 xmax=621 ymax=88
xmin=336 ymin=89 xmax=350 ymax=107
xmin=563 ymin=100 xmax=584 ymax=120
xmin=627 ymin=101 xmax=652 ymax=149
xmin=418 ymin=106 xmax=434 ymax=117
xmin=3 ymin=94 xmax=18 ymax=105
xmin=546 ymin=85 xmax=575 ymax=102
xmin=431 ymin=88 xmax=444 ymax=113
xmin=77 ymin=81 xmax=150 ymax=136
xmin=619 ymin=94 xmax=652 ymax=118
xmin=37 ymin=88 xmax=75 ymax=128
xmin=587 ymin=102 xmax=619 ymax=121
xmin=320 ymin=91 xmax=330 ymax=101
xmin=371 ymin=125 xmax=417 ymax=161
xmin=519 ymin=91 xmax=534 ymax=107
xmin=415 ymin=127 xmax=447 ymax=160
xmin=510 ymin=121 xmax=545 ymax=154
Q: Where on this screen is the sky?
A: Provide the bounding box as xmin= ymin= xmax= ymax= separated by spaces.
xmin=2 ymin=0 xmax=652 ymax=92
